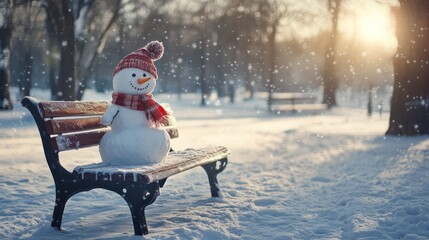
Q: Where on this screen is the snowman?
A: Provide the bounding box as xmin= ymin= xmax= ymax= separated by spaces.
xmin=99 ymin=41 xmax=171 ymax=166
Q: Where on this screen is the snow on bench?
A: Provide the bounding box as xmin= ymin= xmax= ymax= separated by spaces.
xmin=21 ymin=96 xmax=230 ymax=236
xmin=74 ymin=146 xmax=229 ymax=184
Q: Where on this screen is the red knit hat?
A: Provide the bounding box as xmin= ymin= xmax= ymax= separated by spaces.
xmin=113 ymin=41 xmax=164 ymax=79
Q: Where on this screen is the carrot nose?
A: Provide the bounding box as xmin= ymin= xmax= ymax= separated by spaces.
xmin=137 ymin=77 xmax=151 ymax=85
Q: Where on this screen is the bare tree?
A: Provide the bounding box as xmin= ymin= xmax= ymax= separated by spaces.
xmin=42 ymin=0 xmax=122 ymax=100
xmin=219 ymin=0 xmax=263 ymax=101
xmin=42 ymin=0 xmax=76 ymax=100
xmin=191 ymin=1 xmax=211 ymax=106
xmin=75 ymin=0 xmax=121 ymax=100
xmin=322 ymin=0 xmax=341 ymax=108
xmin=43 ymin=1 xmax=60 ymax=99
xmin=13 ymin=1 xmax=43 ymax=99
xmin=257 ymin=0 xmax=288 ymax=107
xmin=0 ymin=0 xmax=14 ymax=110
xmin=386 ymin=1 xmax=429 ymax=135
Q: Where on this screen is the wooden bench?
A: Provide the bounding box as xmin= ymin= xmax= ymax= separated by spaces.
xmin=268 ymin=92 xmax=327 ymax=113
xmin=21 ymin=96 xmax=229 ymax=236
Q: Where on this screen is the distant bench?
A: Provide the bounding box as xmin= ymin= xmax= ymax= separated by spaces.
xmin=21 ymin=96 xmax=230 ymax=236
xmin=268 ymin=92 xmax=327 ymax=113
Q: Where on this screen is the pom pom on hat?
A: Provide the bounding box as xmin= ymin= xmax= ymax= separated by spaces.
xmin=145 ymin=41 xmax=164 ymax=61
xmin=113 ymin=41 xmax=165 ymax=79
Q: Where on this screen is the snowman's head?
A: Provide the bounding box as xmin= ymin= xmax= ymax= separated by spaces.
xmin=113 ymin=68 xmax=156 ymax=94
xmin=112 ymin=41 xmax=164 ymax=95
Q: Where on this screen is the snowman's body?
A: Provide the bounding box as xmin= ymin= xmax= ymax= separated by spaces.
xmin=99 ymin=66 xmax=171 ymax=166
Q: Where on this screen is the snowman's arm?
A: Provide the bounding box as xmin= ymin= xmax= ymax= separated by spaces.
xmin=100 ymin=104 xmax=119 ymax=126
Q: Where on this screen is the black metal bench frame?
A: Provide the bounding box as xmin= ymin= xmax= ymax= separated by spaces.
xmin=21 ymin=96 xmax=229 ymax=235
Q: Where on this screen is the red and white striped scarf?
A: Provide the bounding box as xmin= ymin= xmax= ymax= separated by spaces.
xmin=111 ymin=92 xmax=169 ymax=126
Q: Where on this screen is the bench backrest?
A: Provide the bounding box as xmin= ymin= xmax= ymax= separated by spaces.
xmin=21 ymin=97 xmax=178 ymax=178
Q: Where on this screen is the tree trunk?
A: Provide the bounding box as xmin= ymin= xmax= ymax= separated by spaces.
xmin=228 ymin=48 xmax=237 ymax=104
xmin=244 ymin=50 xmax=254 ymax=100
xmin=57 ymin=0 xmax=76 ymax=101
xmin=18 ymin=2 xmax=43 ymax=99
xmin=19 ymin=46 xmax=33 ymax=98
xmin=386 ymin=1 xmax=429 ymax=135
xmin=200 ymin=35 xmax=208 ymax=106
xmin=43 ymin=0 xmax=60 ymax=100
xmin=47 ymin=40 xmax=58 ymax=100
xmin=267 ymin=21 xmax=278 ymax=108
xmin=322 ymin=0 xmax=341 ymax=108
xmin=0 ymin=0 xmax=14 ymax=110
xmin=214 ymin=59 xmax=225 ymax=99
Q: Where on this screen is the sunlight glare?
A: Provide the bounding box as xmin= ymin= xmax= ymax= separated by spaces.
xmin=358 ymin=10 xmax=390 ymax=43
xmin=357 ymin=2 xmax=394 ymax=43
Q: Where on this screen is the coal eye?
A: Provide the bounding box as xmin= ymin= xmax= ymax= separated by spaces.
xmin=143 ymin=73 xmax=147 ymax=77
xmin=132 ymin=73 xmax=136 ymax=77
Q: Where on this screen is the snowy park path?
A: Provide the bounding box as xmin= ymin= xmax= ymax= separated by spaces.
xmin=1 ymin=96 xmax=429 ymax=239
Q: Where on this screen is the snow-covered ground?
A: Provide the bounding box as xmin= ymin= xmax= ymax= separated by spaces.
xmin=1 ymin=88 xmax=428 ymax=240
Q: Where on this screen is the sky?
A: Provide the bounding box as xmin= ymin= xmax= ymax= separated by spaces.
xmin=277 ymin=0 xmax=398 ymax=54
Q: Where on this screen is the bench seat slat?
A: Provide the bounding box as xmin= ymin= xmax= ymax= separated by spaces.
xmin=51 ymin=130 xmax=109 ymax=152
xmin=45 ymin=117 xmax=103 ymax=134
xmin=52 ymin=126 xmax=179 ymax=152
xmin=270 ymin=97 xmax=315 ymax=104
xmin=271 ymin=103 xmax=328 ymax=112
xmin=39 ymin=101 xmax=109 ymax=118
xmin=271 ymin=92 xmax=315 ymax=99
xmin=73 ymin=146 xmax=230 ymax=184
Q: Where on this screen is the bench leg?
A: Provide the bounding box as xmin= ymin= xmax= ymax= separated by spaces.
xmin=128 ymin=202 xmax=148 ymax=235
xmin=124 ymin=182 xmax=160 ymax=235
xmin=51 ymin=187 xmax=73 ymax=230
xmin=202 ymin=158 xmax=228 ymax=197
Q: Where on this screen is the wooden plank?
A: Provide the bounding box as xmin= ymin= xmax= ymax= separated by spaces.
xmin=39 ymin=101 xmax=173 ymax=118
xmin=51 ymin=126 xmax=177 ymax=152
xmin=271 ymin=92 xmax=315 ymax=100
xmin=270 ymin=96 xmax=315 ymax=103
xmin=45 ymin=117 xmax=103 ymax=134
xmin=271 ymin=103 xmax=328 ymax=112
xmin=270 ymin=94 xmax=316 ymax=106
xmin=73 ymin=146 xmax=230 ymax=183
xmin=39 ymin=101 xmax=109 ymax=118
xmin=142 ymin=147 xmax=229 ymax=183
xmin=51 ymin=129 xmax=108 ymax=152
